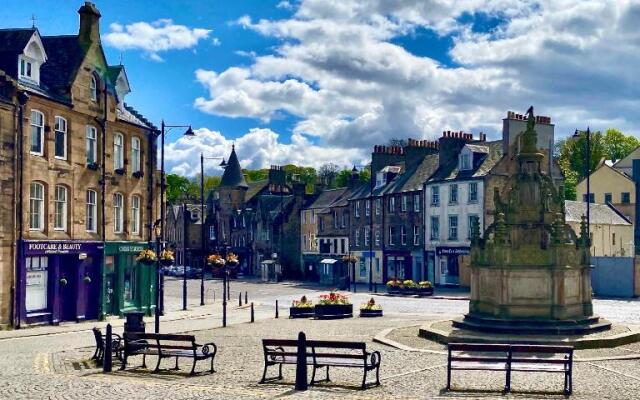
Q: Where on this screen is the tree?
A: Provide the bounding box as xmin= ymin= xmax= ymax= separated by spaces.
xmin=165 ymin=174 xmax=192 ymax=204
xmin=318 ymin=163 xmax=339 ymax=187
xmin=243 ymin=168 xmax=268 ymax=182
xmin=602 ymin=128 xmax=639 ymax=162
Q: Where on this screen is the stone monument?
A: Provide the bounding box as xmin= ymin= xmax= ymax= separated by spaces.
xmin=454 ymin=107 xmax=611 ymax=335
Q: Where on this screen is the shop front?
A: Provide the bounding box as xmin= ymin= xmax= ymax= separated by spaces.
xmin=18 ymin=240 xmax=103 ymax=326
xmin=102 ymin=242 xmax=156 ymax=318
xmin=435 ymin=246 xmax=470 ymax=286
xmin=384 ymin=251 xmax=412 ymax=282
xmin=354 ymin=251 xmax=383 ymax=284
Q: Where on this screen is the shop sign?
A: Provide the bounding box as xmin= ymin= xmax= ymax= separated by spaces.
xmin=436 ymin=246 xmax=470 ymax=256
xmin=117 ymin=245 xmax=146 ymax=253
xmin=24 ymin=241 xmax=101 ymax=255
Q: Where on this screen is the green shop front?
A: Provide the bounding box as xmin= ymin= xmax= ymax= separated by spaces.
xmin=101 ymin=242 xmax=156 ymax=318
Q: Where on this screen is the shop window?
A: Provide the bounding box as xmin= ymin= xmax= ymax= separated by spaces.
xmin=113 ymin=193 xmax=124 ymax=233
xmin=86 ymin=125 xmax=97 ymax=164
xmin=131 ymin=137 xmax=141 ymax=172
xmin=359 ymin=259 xmax=366 ymax=277
xmin=54 ymin=116 xmax=67 ymax=160
xmin=113 ymin=133 xmax=124 ymax=170
xmin=25 ymin=256 xmax=48 ymax=312
xmin=124 ymin=260 xmax=137 ymax=307
xmin=54 ymin=185 xmax=67 ymax=231
xmin=30 ymin=110 xmax=44 ymax=155
xmin=131 ymin=195 xmax=141 ymax=235
xmin=29 ymin=182 xmax=45 ymax=231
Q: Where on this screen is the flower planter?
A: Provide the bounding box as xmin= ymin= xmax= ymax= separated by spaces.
xmin=160 ymin=258 xmax=174 ymax=267
xmin=359 ymin=309 xmax=383 ymax=318
xmin=289 ymin=307 xmax=315 ymax=319
xmin=387 ymin=287 xmax=401 ymax=295
xmin=416 ymin=287 xmax=434 ymax=297
xmin=402 ymin=287 xmax=418 ymax=295
xmin=314 ymin=304 xmax=353 ymax=319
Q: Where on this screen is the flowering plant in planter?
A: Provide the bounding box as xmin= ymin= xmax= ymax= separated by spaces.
xmin=360 ymin=297 xmax=382 ymax=311
xmin=318 ymin=291 xmax=351 ymax=305
xmin=159 ymin=250 xmax=175 ymax=266
xmin=225 ymin=253 xmax=239 ymax=266
xmin=386 ymin=279 xmax=401 ymax=288
xmin=418 ymin=281 xmax=433 ymax=288
xmin=403 ymin=280 xmax=418 ymax=289
xmin=291 ymin=295 xmax=314 ymax=308
xmin=136 ymin=249 xmax=157 ymax=265
xmin=207 ymin=254 xmax=225 ymax=267
xmin=341 ymin=254 xmax=359 ymax=264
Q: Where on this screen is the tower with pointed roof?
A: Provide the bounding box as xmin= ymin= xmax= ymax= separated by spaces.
xmin=216 ymin=145 xmax=248 ymax=245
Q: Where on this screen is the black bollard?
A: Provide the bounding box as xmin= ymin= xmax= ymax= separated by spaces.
xmin=295 ymin=331 xmax=308 ymax=391
xmin=239 ymin=292 xmax=243 ymax=307
xmin=251 ymin=302 xmax=255 ymax=323
xmin=103 ymin=324 xmax=113 ymax=373
xmin=275 ymin=300 xmax=279 ymax=319
xmin=245 ymin=291 xmax=248 ymax=304
xmin=213 ymin=290 xmax=215 ymax=303
xmin=374 ymin=282 xmax=378 ymax=293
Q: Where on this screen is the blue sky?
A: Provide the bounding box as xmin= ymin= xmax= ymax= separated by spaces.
xmin=2 ymin=1 xmax=639 ymax=176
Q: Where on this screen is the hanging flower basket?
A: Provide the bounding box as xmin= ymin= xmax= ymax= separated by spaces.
xmin=159 ymin=250 xmax=175 ymax=267
xmin=207 ymin=254 xmax=226 ymax=269
xmin=225 ymin=252 xmax=239 ymax=268
xmin=136 ymin=249 xmax=157 ymax=266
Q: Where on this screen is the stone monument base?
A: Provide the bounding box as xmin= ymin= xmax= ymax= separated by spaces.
xmin=453 ymin=313 xmax=612 ymax=335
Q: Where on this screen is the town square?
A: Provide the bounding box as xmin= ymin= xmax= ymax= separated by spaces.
xmin=1 ymin=1 xmax=640 ymax=399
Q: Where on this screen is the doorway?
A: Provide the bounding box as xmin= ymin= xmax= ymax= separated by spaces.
xmin=58 ymin=256 xmax=77 ymax=322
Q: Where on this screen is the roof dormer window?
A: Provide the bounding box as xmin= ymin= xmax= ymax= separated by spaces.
xmin=375 ymin=171 xmax=386 ymax=189
xmin=460 ymin=153 xmax=471 ymax=170
xmin=18 ymin=33 xmax=47 ymax=85
xmin=20 ymin=59 xmax=32 ymax=78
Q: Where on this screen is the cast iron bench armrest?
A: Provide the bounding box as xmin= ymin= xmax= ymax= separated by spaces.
xmin=196 ymin=342 xmax=217 ymax=356
xmin=367 ymin=351 xmax=381 ymax=368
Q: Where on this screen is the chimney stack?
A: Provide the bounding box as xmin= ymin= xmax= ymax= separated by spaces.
xmin=78 ymin=2 xmax=102 ymax=45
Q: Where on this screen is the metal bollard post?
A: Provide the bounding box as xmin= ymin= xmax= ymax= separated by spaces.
xmin=239 ymin=292 xmax=242 ymax=307
xmin=104 ymin=323 xmax=113 ymax=373
xmin=251 ymin=302 xmax=255 ymax=323
xmin=295 ymin=331 xmax=308 ymax=391
xmin=374 ymin=282 xmax=378 ymax=293
xmin=213 ymin=290 xmax=215 ymax=303
xmin=275 ymin=300 xmax=279 ymax=319
xmin=245 ymin=291 xmax=248 ymax=304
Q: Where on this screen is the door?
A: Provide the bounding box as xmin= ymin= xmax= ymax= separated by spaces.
xmin=59 ymin=256 xmax=77 ymax=322
xmin=104 ymin=255 xmax=117 ymax=315
xmin=83 ymin=257 xmax=101 ymax=320
xmin=446 ymin=255 xmax=460 ymax=285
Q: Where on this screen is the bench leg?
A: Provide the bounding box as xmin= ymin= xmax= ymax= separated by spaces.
xmin=325 ymin=366 xmax=330 ymax=382
xmin=361 ymin=369 xmax=368 ymax=390
xmin=278 ymin=363 xmax=283 ymax=380
xmin=153 ymin=355 xmax=162 ymax=373
xmin=119 ymin=354 xmax=128 ymax=371
xmin=311 ymin=365 xmax=317 ymax=385
xmin=91 ymin=347 xmax=99 ymax=360
xmin=210 ymin=355 xmax=215 ymax=373
xmin=446 ymin=367 xmax=451 ymax=391
xmin=142 ymin=354 xmax=147 ymax=369
xmin=565 ymin=371 xmax=572 ymax=395
xmin=376 ymin=366 xmax=380 ymax=386
xmin=505 ymin=369 xmax=511 ymax=393
xmin=190 ymin=358 xmax=197 ymax=375
xmin=173 ymin=356 xmax=180 ymax=370
xmin=260 ymin=364 xmax=269 ymax=384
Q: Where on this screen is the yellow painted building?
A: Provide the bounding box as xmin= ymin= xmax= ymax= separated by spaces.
xmin=576 ymin=160 xmax=635 ymax=223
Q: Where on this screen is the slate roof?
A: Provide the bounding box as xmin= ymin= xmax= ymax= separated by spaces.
xmin=564 ymin=200 xmax=631 ymax=226
xmin=39 ymin=35 xmax=84 ymax=97
xmin=306 ymin=188 xmax=347 ymax=212
xmin=0 ymin=28 xmax=36 ymax=77
xmin=429 ymin=140 xmax=503 ymax=183
xmin=246 ymin=180 xmax=269 ymax=202
xmin=220 ymin=146 xmax=248 ymax=189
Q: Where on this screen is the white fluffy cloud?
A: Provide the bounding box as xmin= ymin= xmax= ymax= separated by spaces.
xmin=164 ymin=127 xmax=367 ymax=177
xmin=192 ymin=0 xmax=640 ymax=156
xmin=104 ymin=19 xmax=212 ymax=61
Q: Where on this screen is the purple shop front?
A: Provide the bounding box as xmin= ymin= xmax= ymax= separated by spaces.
xmin=18 ymin=240 xmax=103 ymax=326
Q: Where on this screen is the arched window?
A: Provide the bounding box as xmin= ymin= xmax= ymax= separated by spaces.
xmin=29 ymin=182 xmax=45 ymax=230
xmin=86 ymin=125 xmax=97 ymax=164
xmin=131 ymin=195 xmax=141 ymax=235
xmin=90 ymin=75 xmax=97 ymax=101
xmin=54 ymin=116 xmax=67 ymax=159
xmin=113 ymin=133 xmax=124 ymax=170
xmin=113 ymin=192 xmax=124 ymax=233
xmin=30 ymin=110 xmax=44 ymax=155
xmin=86 ymin=189 xmax=97 ymax=232
xmin=131 ymin=137 xmax=141 ymax=173
xmin=54 ymin=185 xmax=68 ymax=231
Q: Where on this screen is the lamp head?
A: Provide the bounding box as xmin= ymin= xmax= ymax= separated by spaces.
xmin=183 ymin=126 xmax=195 ymax=137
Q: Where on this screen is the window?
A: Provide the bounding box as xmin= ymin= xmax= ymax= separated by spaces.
xmin=375 ymin=228 xmax=381 ymax=246
xmin=30 ymin=110 xmax=44 ymax=155
xmin=469 ymin=182 xmax=478 ymax=203
xmin=29 ymin=182 xmax=44 ymax=230
xmin=430 ymin=216 xmax=439 ymax=240
xmin=449 ymin=184 xmax=458 ymax=204
xmin=448 ymin=215 xmax=458 ymax=240
xmin=582 ymin=193 xmax=595 ymax=203
xmin=414 ymin=194 xmax=420 ymax=212
xmin=612 ymin=232 xmax=616 ymax=246
xmin=621 ymin=192 xmax=631 ymax=204
xmin=604 ymin=193 xmax=612 ymax=204
xmin=302 ymin=211 xmax=307 ymax=224
xmin=113 ymin=133 xmax=124 ymax=170
xmin=468 ymin=215 xmax=479 ymax=239
xmin=20 ymin=58 xmax=33 ymax=79
xmin=131 ymin=195 xmax=140 ymax=235
xmin=86 ymin=190 xmax=97 ymax=232
xmin=54 ymin=185 xmax=67 ymax=231
xmin=333 ymin=210 xmax=338 ymax=228
xmin=375 ymin=198 xmax=381 ymax=215
xmin=389 ymin=226 xmax=395 ymax=245
xmin=364 ymin=226 xmax=370 ymax=246
xmin=90 ymin=75 xmax=97 ymax=101
xmin=365 ymin=200 xmax=371 ymax=216
xmin=341 ymin=212 xmax=347 ymax=228
xmin=355 ymin=202 xmax=360 ymax=217
xmin=431 ymin=186 xmax=439 ymax=206
xmin=209 ymin=225 xmax=216 ymax=240
xmin=355 ymin=229 xmax=360 ymax=246
xmin=25 ymin=256 xmax=48 ymax=312
xmin=131 ymin=137 xmax=141 ymax=172
xmin=389 ymin=196 xmax=395 ymax=213
xmin=401 ymin=195 xmax=408 ymax=212
xmin=375 ymin=171 xmax=386 ymax=188
xmin=413 ymin=225 xmax=420 ymax=245
xmin=460 ymin=153 xmax=471 ymax=170
xmin=86 ymin=126 xmax=97 ymax=164
xmin=54 ymin=116 xmax=67 ymax=159
xmin=113 ymin=193 xmax=124 ymax=233
xmin=400 ymin=226 xmax=407 ymax=245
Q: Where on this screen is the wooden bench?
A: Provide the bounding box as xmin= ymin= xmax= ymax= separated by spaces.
xmin=121 ymin=332 xmax=217 ymax=375
xmin=92 ymin=327 xmax=122 ymax=364
xmin=447 ymin=343 xmax=573 ymax=395
xmin=260 ymin=338 xmax=381 ymax=389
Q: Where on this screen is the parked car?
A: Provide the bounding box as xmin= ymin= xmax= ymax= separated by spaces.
xmin=185 ymin=266 xmax=202 ymax=279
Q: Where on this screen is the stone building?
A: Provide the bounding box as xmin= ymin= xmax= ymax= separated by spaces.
xmin=165 ymin=204 xmax=205 ymax=268
xmin=0 ymin=2 xmax=158 ymax=326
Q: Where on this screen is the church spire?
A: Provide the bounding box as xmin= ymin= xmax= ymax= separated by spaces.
xmin=219 ymin=145 xmax=248 ymax=189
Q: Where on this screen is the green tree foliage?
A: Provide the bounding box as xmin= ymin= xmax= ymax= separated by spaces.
xmin=556 ymin=128 xmax=638 ymax=200
xmin=243 ymin=168 xmax=268 ymax=182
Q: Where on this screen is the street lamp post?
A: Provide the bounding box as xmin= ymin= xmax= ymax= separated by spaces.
xmin=200 ymin=153 xmax=224 ymax=306
xmin=153 ymin=222 xmax=162 ymax=333
xmin=182 ymin=201 xmax=188 ymax=311
xmin=159 ymin=121 xmax=194 ymax=314
xmin=573 ymin=128 xmax=591 ymax=234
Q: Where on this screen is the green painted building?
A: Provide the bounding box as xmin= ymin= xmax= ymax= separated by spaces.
xmin=101 ymin=241 xmax=156 ymax=318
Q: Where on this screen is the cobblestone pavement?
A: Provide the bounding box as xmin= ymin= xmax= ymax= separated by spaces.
xmin=2 ymin=280 xmax=640 ymax=399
